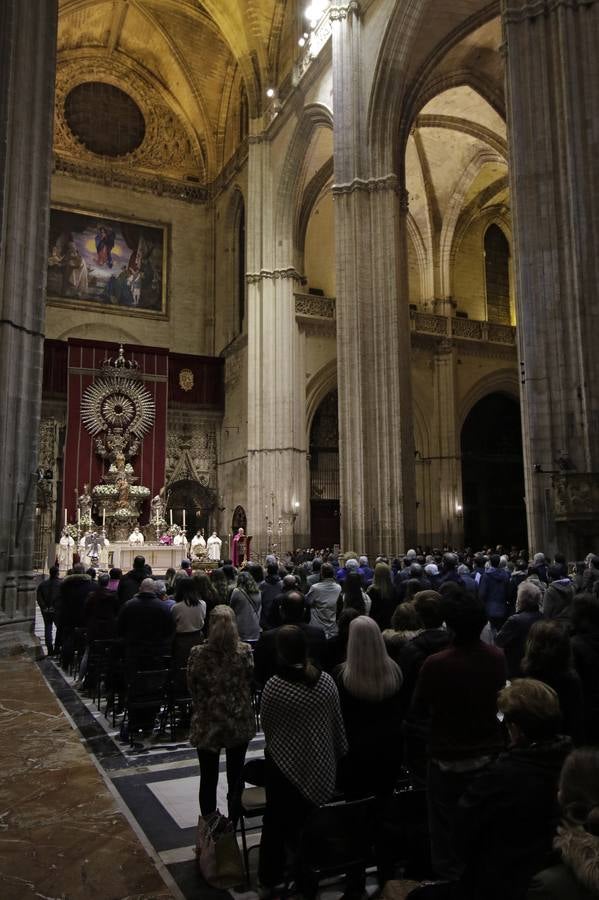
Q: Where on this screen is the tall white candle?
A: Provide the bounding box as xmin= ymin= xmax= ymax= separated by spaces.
xmin=77 ymin=508 xmax=80 ymax=526
xmin=102 ymin=507 xmax=106 ymax=529
xmin=183 ymin=509 xmax=186 ymax=530
xmin=169 ymin=509 xmax=173 ymax=526
xmin=64 ymin=508 xmax=68 ymax=527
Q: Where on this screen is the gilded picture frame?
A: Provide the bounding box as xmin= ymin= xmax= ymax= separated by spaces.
xmin=47 ymin=205 xmax=168 ymax=319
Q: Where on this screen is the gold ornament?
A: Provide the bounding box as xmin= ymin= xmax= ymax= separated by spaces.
xmin=179 ymin=368 xmax=194 ymax=392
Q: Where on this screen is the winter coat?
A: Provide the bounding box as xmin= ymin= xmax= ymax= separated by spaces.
xmin=230 ymin=586 xmax=261 ymax=642
xmin=580 ymin=567 xmax=599 ymax=594
xmin=367 ymin=585 xmax=398 ymax=631
xmin=259 ymin=575 xmax=283 ymax=629
xmin=544 ymin=579 xmax=575 ymax=621
xmin=58 ymin=574 xmax=94 ymax=629
xmin=83 ymin=587 xmax=119 ymax=644
xmin=399 ymin=627 xmax=451 ymax=711
xmin=571 ymin=629 xmax=599 ymax=744
xmin=527 ymin=826 xmax=599 ymax=899
xmin=479 ymin=566 xmax=510 ymax=619
xmin=187 ymin=641 xmax=255 ymax=751
xmin=495 ymin=610 xmax=542 ymax=679
xmin=456 ymin=736 xmax=572 ymax=900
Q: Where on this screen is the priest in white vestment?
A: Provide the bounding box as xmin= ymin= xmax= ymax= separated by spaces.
xmin=207 ymin=531 xmax=222 ymax=562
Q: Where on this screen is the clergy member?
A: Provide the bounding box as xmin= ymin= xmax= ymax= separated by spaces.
xmin=207 ymin=531 xmax=222 ymax=562
xmin=232 ymin=527 xmax=246 ymax=567
xmin=128 ymin=525 xmax=144 ymax=545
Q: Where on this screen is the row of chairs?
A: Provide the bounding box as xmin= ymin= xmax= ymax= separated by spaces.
xmin=235 ymin=758 xmax=430 ymax=889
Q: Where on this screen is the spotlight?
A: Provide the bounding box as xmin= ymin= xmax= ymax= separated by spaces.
xmin=298 ymin=37 xmax=306 ymax=47
xmin=266 ymin=87 xmax=275 ymax=99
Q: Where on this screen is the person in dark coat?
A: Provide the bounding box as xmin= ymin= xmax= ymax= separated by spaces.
xmin=117 ymin=555 xmax=148 ymax=609
xmin=84 ymin=572 xmax=119 ymax=644
xmin=57 ymin=563 xmax=94 ymax=669
xmin=253 ymin=591 xmax=326 ymax=686
xmin=544 ymin=565 xmax=575 ymax=622
xmin=580 ymin=554 xmax=599 ymax=594
xmin=570 ymin=592 xmax=599 ymax=744
xmin=521 ymin=619 xmax=585 ymax=745
xmin=455 ymin=678 xmax=572 ymax=900
xmin=36 ymin=566 xmax=61 ymax=656
xmin=259 ymin=562 xmax=283 ymax=629
xmin=367 ymin=562 xmax=398 ymax=630
xmin=496 ymin=580 xmax=543 ymax=679
xmin=527 ymin=747 xmax=599 ymax=899
xmin=399 ymin=590 xmax=449 ymax=713
xmin=117 ymin=577 xmax=175 ymax=674
xmin=478 ymin=553 xmax=510 ymax=632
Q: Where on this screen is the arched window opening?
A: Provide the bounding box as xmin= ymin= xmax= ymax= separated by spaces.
xmin=239 ymin=84 xmax=249 ymax=143
xmin=484 ymin=224 xmax=510 ymax=325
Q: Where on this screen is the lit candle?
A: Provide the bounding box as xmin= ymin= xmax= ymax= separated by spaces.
xmin=183 ymin=509 xmax=186 ymax=530
xmin=169 ymin=509 xmax=173 ymax=526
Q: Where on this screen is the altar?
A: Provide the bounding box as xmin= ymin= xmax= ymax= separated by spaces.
xmin=110 ymin=542 xmax=184 ymax=575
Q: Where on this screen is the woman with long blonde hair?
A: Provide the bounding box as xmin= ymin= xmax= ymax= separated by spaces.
xmin=335 ymin=615 xmax=404 ymax=799
xmin=187 ymin=604 xmax=255 ymax=816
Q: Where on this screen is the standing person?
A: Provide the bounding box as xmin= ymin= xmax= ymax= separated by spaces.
xmin=306 ymin=562 xmax=342 ymax=638
xmin=117 ymin=555 xmax=148 ymax=608
xmin=57 ymin=563 xmax=94 ymax=670
xmin=187 ymin=605 xmax=255 ymax=816
xmin=478 ymin=553 xmax=510 ymax=634
xmin=338 ymin=571 xmax=370 ymax=616
xmin=367 ymin=562 xmax=398 ymax=630
xmin=411 ymin=591 xmax=506 ymax=881
xmin=521 ymin=620 xmax=585 ymax=745
xmin=543 ymin=565 xmax=575 ymax=622
xmin=570 ymin=593 xmax=599 ymax=745
xmin=455 ymin=679 xmax=572 ymax=900
xmin=230 ymin=570 xmax=261 ymax=643
xmin=171 ymin=578 xmax=206 ymax=634
xmin=580 ymin=553 xmax=599 ymax=594
xmin=259 ymin=562 xmax=284 ymax=630
xmin=258 ymin=626 xmax=348 ymax=895
xmin=495 ymin=580 xmax=543 ymax=679
xmin=527 ymin=748 xmax=599 ymax=898
xmin=36 ymin=566 xmax=61 ymax=656
xmin=335 ymin=616 xmax=403 ymax=799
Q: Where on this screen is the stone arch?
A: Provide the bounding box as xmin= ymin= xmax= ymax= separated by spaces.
xmin=306 ymin=359 xmax=338 ymax=438
xmin=274 ymin=103 xmax=334 ymax=272
xmin=231 ymin=505 xmax=247 ymax=532
xmin=439 ymin=147 xmax=506 ymax=297
xmin=458 ymin=370 xmax=520 ymax=430
xmin=367 ymin=1 xmax=500 ymax=176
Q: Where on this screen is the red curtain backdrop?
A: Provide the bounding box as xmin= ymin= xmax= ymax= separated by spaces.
xmin=168 ymin=353 xmax=224 ymax=408
xmin=63 ymin=339 xmax=168 ymax=524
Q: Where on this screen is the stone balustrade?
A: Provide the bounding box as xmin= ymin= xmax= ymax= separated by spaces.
xmin=294 ymin=294 xmax=516 ymax=347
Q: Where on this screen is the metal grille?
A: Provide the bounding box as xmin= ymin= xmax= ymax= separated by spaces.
xmin=310 ymin=449 xmax=340 ymax=500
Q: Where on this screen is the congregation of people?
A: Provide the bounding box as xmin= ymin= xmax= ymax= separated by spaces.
xmin=37 ymin=544 xmax=599 ymax=899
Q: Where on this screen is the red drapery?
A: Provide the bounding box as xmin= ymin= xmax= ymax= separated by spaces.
xmin=63 ymin=339 xmax=168 ymax=524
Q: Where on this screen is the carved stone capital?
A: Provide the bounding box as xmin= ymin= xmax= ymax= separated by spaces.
xmin=332 ymin=173 xmax=401 ymax=196
xmin=246 ymin=268 xmax=305 ymax=285
xmin=329 ymin=1 xmax=361 ymax=21
xmin=503 ymin=0 xmax=597 ymax=24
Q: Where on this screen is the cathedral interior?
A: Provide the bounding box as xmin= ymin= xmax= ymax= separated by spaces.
xmin=1 ymin=0 xmax=598 ymax=895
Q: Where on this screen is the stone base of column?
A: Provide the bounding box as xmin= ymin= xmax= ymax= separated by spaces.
xmin=0 ymin=620 xmax=42 ymax=659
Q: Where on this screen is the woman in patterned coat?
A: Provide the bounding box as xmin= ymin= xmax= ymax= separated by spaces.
xmin=187 ymin=604 xmax=255 ymax=816
xmin=258 ymin=625 xmax=348 ymax=894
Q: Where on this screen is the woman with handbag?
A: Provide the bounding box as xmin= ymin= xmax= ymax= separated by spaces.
xmin=230 ymin=570 xmax=262 ymax=643
xmin=187 ymin=604 xmax=256 ymax=816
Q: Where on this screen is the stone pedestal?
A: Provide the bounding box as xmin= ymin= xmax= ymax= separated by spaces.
xmin=0 ymin=1 xmax=57 ymax=656
xmin=503 ymin=0 xmax=599 ymax=557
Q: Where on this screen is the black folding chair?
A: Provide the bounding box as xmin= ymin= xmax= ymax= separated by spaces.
xmin=122 ymin=668 xmax=169 ymax=745
xmin=235 ymin=758 xmax=267 ymax=885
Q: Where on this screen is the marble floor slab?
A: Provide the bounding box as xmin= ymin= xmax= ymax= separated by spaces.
xmin=0 ymin=652 xmax=176 ymax=900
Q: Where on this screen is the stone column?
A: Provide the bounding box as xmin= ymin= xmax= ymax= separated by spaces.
xmin=503 ymin=0 xmax=599 ymax=557
xmin=246 ymin=129 xmax=309 ymax=557
xmin=432 ymin=339 xmax=463 ymax=547
xmin=332 ymin=1 xmax=417 ymax=557
xmin=0 ymin=1 xmax=58 ymax=655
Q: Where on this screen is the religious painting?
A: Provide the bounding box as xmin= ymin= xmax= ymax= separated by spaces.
xmin=47 ymin=206 xmax=168 ymax=318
